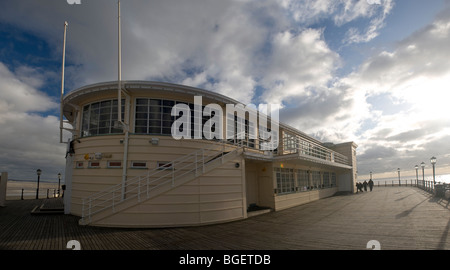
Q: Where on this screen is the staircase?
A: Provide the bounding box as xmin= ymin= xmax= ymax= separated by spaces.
xmin=79 ymin=142 xmax=243 ymax=225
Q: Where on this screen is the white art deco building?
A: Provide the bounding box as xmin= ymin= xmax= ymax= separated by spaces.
xmin=61 ymin=80 xmax=357 ymax=228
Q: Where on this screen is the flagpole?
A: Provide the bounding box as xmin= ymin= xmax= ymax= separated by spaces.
xmin=118 ymin=0 xmax=122 ymax=125
xmin=60 ymin=21 xmax=68 ymax=144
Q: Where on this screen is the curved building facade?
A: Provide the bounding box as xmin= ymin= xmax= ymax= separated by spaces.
xmin=62 ymin=81 xmax=357 ymax=228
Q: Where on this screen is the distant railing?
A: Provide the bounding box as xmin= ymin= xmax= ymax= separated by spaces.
xmin=373 ymin=179 xmax=449 ymax=197
xmin=373 ymin=179 xmax=418 ymax=187
xmin=8 ymin=188 xmax=61 ymax=200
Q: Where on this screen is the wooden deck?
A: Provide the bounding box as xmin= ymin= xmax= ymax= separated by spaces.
xmin=0 ymin=186 xmax=449 ymax=250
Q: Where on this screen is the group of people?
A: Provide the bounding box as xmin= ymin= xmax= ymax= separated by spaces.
xmin=356 ymin=179 xmax=374 ymax=193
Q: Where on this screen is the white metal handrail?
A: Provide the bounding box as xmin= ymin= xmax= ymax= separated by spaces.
xmin=283 ymin=138 xmax=350 ymax=165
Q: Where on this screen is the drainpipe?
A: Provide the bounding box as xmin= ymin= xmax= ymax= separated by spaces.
xmin=121 ymin=97 xmax=130 ymax=201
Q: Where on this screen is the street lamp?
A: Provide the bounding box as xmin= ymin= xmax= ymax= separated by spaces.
xmin=415 ymin=165 xmax=418 ymax=186
xmin=421 ymin=162 xmax=425 ymax=189
xmin=57 ymin=173 xmax=62 ymax=197
xmin=431 ymin=156 xmax=437 ymax=186
xmin=36 ymin=169 xmax=42 ymax=199
xmin=397 ymin=168 xmax=401 ymax=186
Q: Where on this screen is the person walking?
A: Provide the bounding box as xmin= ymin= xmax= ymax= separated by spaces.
xmin=363 ymin=180 xmax=368 ymax=192
xmin=368 ymin=179 xmax=374 ymax=192
xmin=356 ymin=182 xmax=364 ymax=193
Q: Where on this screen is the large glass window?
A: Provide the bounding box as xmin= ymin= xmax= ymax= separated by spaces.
xmin=297 ymin=169 xmax=309 ymax=191
xmin=275 ymin=168 xmax=295 ymax=194
xmin=135 ymin=98 xmax=224 ymax=140
xmin=311 ymin=171 xmax=321 ymax=189
xmin=331 ymin=172 xmax=337 ymax=187
xmin=81 ymin=99 xmax=124 ymax=137
xmin=323 ymin=172 xmax=330 ymax=188
xmin=283 ymin=131 xmax=298 ymax=154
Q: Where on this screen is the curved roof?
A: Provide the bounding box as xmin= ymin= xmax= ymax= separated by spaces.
xmin=63 ymin=80 xmax=241 ymax=107
xmin=63 ymin=80 xmax=329 ymax=146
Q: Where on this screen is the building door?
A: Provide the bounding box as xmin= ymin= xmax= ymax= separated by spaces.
xmin=246 ymin=171 xmax=259 ymax=208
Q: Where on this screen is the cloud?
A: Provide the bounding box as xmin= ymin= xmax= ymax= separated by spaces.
xmin=277 ymin=0 xmax=394 ymax=44
xmin=259 ymin=29 xmax=341 ymax=105
xmin=282 ymin=4 xmax=450 ymax=176
xmin=342 ymin=0 xmax=394 ymax=44
xmin=1 ymin=0 xmax=449 ymax=179
xmin=0 ymin=63 xmax=58 ymax=113
xmin=0 ymin=62 xmax=66 ymax=180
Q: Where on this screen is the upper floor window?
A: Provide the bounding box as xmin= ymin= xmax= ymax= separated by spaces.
xmin=81 ymin=99 xmax=125 ymax=137
xmin=134 ymin=98 xmax=216 ymax=139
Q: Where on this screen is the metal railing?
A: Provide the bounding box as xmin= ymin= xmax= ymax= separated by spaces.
xmin=416 ymin=180 xmax=450 ymax=195
xmin=372 ymin=179 xmax=450 ymax=198
xmin=80 ymin=140 xmax=244 ymax=224
xmin=7 ymin=188 xmax=61 ymax=200
xmin=282 ymin=133 xmax=350 ymax=166
xmin=373 ymin=179 xmax=419 ymax=187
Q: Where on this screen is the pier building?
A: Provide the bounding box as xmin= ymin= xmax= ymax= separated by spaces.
xmin=61 ymin=81 xmax=357 ymax=227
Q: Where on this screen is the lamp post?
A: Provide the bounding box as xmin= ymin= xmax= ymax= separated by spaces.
xmin=431 ymin=156 xmax=436 ymax=187
xmin=397 ymin=168 xmax=401 ymax=186
xmin=36 ymin=169 xmax=42 ymax=199
xmin=421 ymin=162 xmax=425 ymax=190
xmin=57 ymin=173 xmax=62 ymax=197
xmin=415 ymin=165 xmax=418 ymax=186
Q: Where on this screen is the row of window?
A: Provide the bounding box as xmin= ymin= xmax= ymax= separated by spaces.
xmin=81 ymin=98 xmax=245 ymax=138
xmin=80 ymin=98 xmax=278 ymax=151
xmin=275 ymin=168 xmax=337 ymax=194
xmin=76 ymin=160 xmax=172 ymax=169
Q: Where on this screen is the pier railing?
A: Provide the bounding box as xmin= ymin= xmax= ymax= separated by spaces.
xmin=373 ymin=179 xmax=417 ymax=187
xmin=372 ymin=179 xmax=449 ymax=197
xmin=8 ymin=188 xmax=61 ymax=200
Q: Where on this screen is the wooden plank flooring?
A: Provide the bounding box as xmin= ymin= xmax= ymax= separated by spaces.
xmin=0 ymin=187 xmax=449 ymax=250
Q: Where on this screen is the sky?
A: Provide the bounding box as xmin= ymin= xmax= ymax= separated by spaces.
xmin=1 ymin=0 xmax=450 ymax=182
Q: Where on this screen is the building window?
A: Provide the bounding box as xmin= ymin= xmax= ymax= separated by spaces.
xmin=157 ymin=161 xmax=173 ymax=170
xmin=331 ymin=172 xmax=337 ymax=187
xmin=131 ymin=161 xmax=147 ymax=168
xmin=283 ymin=131 xmax=298 ymax=154
xmin=297 ymin=169 xmax=309 ymax=191
xmin=89 ymin=161 xmax=100 ymax=168
xmin=259 ymin=127 xmax=278 ymax=153
xmin=323 ymin=172 xmax=330 ymax=188
xmin=135 ymin=98 xmax=175 ymax=135
xmin=81 ymin=99 xmax=125 ymax=137
xmin=275 ymin=168 xmax=295 ymax=194
xmin=134 ymin=98 xmax=263 ymax=146
xmin=311 ymin=171 xmax=321 ymax=189
xmin=108 ymin=161 xmax=122 ymax=168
